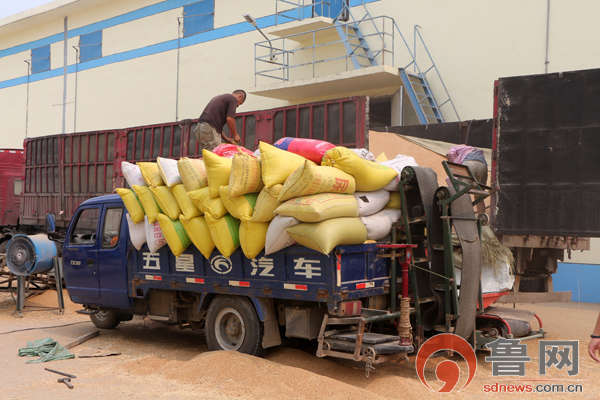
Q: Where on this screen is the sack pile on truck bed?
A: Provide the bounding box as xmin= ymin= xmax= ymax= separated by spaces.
xmin=117 ymin=139 xmax=417 ymax=259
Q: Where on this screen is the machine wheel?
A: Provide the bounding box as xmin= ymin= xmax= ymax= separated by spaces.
xmin=90 ymin=309 xmax=121 ymax=329
xmin=205 ymin=296 xmax=262 ymax=355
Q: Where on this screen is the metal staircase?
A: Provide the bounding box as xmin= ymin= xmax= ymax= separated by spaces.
xmin=332 ymin=2 xmax=457 ymax=124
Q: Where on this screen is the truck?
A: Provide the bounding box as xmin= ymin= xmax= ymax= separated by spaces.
xmin=56 ymin=193 xmax=415 ymax=367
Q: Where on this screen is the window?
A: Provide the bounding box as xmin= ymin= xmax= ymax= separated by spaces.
xmin=70 ymin=208 xmax=100 ymax=245
xmin=183 ymin=0 xmax=214 ymax=37
xmin=31 ymin=45 xmax=50 ymax=74
xmin=79 ymin=30 xmax=102 ymax=62
xmin=102 ymin=208 xmax=123 ymax=248
xmin=13 ymin=180 xmax=23 ymax=195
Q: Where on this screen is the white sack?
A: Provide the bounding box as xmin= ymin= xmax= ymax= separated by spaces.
xmin=354 ymin=190 xmax=390 ymax=217
xmin=360 ymin=210 xmax=393 ymax=240
xmin=265 ymin=215 xmax=299 ymax=255
xmin=381 ymin=154 xmax=418 ymax=191
xmin=126 ymin=213 xmax=146 ymax=251
xmin=121 ymin=161 xmax=146 ymax=187
xmin=157 ymin=157 xmax=181 ymax=187
xmin=145 ymin=215 xmax=166 ymax=253
xmin=349 ymin=148 xmax=375 ymax=161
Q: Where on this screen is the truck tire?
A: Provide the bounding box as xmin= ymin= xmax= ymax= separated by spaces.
xmin=205 ymin=296 xmax=262 ymax=355
xmin=90 ymin=309 xmax=121 ymax=329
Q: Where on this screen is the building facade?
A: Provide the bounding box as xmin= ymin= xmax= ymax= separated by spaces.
xmin=1 ymin=0 xmax=599 ymax=148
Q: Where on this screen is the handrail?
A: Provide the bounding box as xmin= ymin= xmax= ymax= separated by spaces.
xmin=413 ymin=25 xmax=460 ymax=121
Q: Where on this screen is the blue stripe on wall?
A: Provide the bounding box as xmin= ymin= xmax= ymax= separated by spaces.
xmin=554 ymin=262 xmax=600 ymax=303
xmin=0 ymin=0 xmax=201 ymax=58
xmin=0 ymin=0 xmax=379 ymax=90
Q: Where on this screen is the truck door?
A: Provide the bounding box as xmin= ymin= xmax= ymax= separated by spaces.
xmin=63 ymin=206 xmax=101 ymax=302
xmin=97 ymin=205 xmax=130 ymax=308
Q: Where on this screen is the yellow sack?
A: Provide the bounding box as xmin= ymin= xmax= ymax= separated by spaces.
xmin=137 ymin=162 xmax=163 ymax=187
xmin=172 ymin=184 xmax=201 ymax=219
xmin=275 ymin=193 xmax=359 ymax=223
xmin=132 ymin=185 xmax=161 ymax=223
xmin=375 ymin=152 xmax=388 ymax=162
xmin=322 ymin=146 xmax=397 ymax=191
xmin=150 ymin=186 xmax=180 ymax=220
xmin=203 ymin=149 xmax=232 ymax=198
xmin=259 ymin=141 xmax=308 ymax=187
xmin=180 ymin=215 xmax=214 ymax=259
xmin=219 ymin=186 xmax=258 ymax=221
xmin=286 ymin=217 xmax=367 ymax=254
xmin=156 ymin=214 xmax=190 ymax=256
xmin=239 ymin=220 xmax=268 ymax=259
xmin=178 ymin=157 xmax=207 ymax=192
xmin=386 ymin=191 xmax=401 ymax=209
xmin=188 ymin=187 xmax=227 ymax=219
xmin=250 ymin=184 xmax=283 ymax=222
xmin=278 ymin=160 xmax=356 ymax=201
xmin=205 ymin=213 xmax=240 ymax=258
xmin=116 ymin=188 xmax=144 ymax=223
xmin=229 ymin=153 xmax=263 ymax=197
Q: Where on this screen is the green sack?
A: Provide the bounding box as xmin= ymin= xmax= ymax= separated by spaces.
xmin=18 ymin=337 xmax=75 ymax=363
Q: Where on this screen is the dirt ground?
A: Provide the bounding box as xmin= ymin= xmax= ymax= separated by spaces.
xmin=1 ymin=290 xmax=599 ymax=399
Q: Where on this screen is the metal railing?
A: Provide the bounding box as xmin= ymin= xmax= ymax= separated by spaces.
xmin=275 ymin=0 xmax=335 ymax=25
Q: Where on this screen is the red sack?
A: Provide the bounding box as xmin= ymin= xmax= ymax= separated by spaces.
xmin=212 ymin=144 xmax=254 ymax=158
xmin=274 ymin=137 xmax=335 ymax=164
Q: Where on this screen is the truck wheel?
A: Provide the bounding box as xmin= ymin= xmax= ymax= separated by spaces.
xmin=206 ymin=296 xmax=262 ymax=355
xmin=90 ymin=309 xmax=121 ymax=329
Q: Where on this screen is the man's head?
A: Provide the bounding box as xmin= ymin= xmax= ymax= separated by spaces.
xmin=232 ymin=89 xmax=246 ymax=106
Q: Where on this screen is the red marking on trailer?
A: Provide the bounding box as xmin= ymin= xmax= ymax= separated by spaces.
xmin=229 ymin=280 xmax=250 ymax=287
xmin=186 ymin=277 xmax=205 ymax=284
xmin=355 ymin=282 xmax=375 ymax=289
xmin=144 ymin=274 xmax=162 ymax=281
xmin=283 ymin=283 xmax=308 ymax=291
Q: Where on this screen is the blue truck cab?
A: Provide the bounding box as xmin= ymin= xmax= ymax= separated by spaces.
xmin=62 ymin=194 xmax=411 ymax=361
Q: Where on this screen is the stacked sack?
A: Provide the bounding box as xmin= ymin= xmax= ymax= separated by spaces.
xmin=117 ymin=139 xmax=418 ymax=259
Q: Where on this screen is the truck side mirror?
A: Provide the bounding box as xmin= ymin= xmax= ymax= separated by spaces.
xmin=45 ymin=213 xmax=56 ymax=234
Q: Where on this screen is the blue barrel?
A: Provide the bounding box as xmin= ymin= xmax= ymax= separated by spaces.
xmin=6 ymin=234 xmax=57 ymax=276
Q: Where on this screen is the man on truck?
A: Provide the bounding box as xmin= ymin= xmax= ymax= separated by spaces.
xmin=192 ymin=89 xmax=247 ymax=150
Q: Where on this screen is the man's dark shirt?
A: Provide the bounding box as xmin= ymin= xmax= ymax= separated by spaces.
xmin=198 ymin=94 xmax=238 ymax=133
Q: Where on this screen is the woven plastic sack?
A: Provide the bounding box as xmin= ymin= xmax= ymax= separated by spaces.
xmin=375 ymin=153 xmax=388 ymax=162
xmin=349 ymin=148 xmax=375 ymax=161
xmin=116 ymin=188 xmax=144 ymax=223
xmin=180 ymin=215 xmax=215 ymax=259
xmin=239 ymin=220 xmax=268 ymax=259
xmin=274 ymin=137 xmax=335 ymax=164
xmin=386 ymin=192 xmax=401 ymax=209
xmin=361 ymin=211 xmax=393 ymax=240
xmin=219 ymin=186 xmax=258 ymax=221
xmin=322 ymin=146 xmax=397 ymax=191
xmin=229 ymin=152 xmax=263 ymax=197
xmin=137 ymin=162 xmax=163 ymax=187
xmin=157 ymin=214 xmax=190 ymax=256
xmin=203 ymin=149 xmax=233 ymax=198
xmin=286 ymin=217 xmax=367 ymax=255
xmin=150 ymin=186 xmax=180 ymax=220
xmin=126 ymin=213 xmax=146 ymax=250
xmin=380 ymin=208 xmax=402 ymax=223
xmin=178 ymin=157 xmax=207 ymax=192
xmin=381 ymin=154 xmax=418 ymax=191
xmin=354 ymin=190 xmax=390 ymax=217
xmin=188 ymin=187 xmax=227 ymax=219
xmin=278 ymin=160 xmax=356 ymax=202
xmin=206 ymin=213 xmax=240 ymax=257
xmin=275 ymin=193 xmax=358 ymax=223
xmin=145 ymin=216 xmax=166 ymax=252
xmin=250 ymin=184 xmax=283 ymax=222
xmin=157 ymin=157 xmax=182 ymax=187
xmin=213 ymin=143 xmax=254 ymax=158
xmin=265 ymin=215 xmax=299 ymax=255
xmin=259 ymin=141 xmax=308 ymax=187
xmin=172 ymin=184 xmax=201 ymax=218
xmin=132 ymin=185 xmax=161 ymax=223
xmin=122 ymin=161 xmax=146 ymax=187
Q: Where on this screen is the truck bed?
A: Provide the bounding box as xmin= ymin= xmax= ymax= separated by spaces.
xmin=128 ymin=243 xmax=390 ymax=311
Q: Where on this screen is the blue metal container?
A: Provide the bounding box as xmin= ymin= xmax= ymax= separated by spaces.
xmin=6 ymin=234 xmax=57 ymax=276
